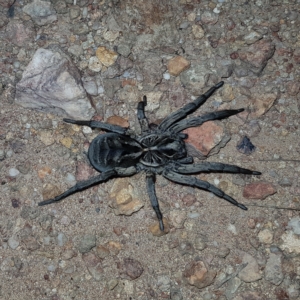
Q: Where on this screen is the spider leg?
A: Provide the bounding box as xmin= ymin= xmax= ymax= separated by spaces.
xmin=158 ymin=81 xmax=224 ymax=131
xmin=168 ymin=109 xmax=244 ymax=133
xmin=38 ymin=167 xmax=137 ymax=206
xmin=163 ymin=170 xmax=247 ymax=210
xmin=38 ymin=170 xmax=116 ymax=206
xmin=174 ymin=162 xmax=261 ymax=175
xmin=137 ymin=96 xmax=150 ymax=133
xmin=63 ymin=119 xmax=130 ymax=135
xmin=146 ymin=173 xmax=164 ymax=231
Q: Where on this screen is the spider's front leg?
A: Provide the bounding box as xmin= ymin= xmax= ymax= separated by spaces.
xmin=63 ymin=118 xmax=131 ymax=135
xmin=146 ymin=173 xmax=164 ymax=231
xmin=158 ymin=81 xmax=224 ymax=131
xmin=137 ymin=96 xmax=150 ymax=133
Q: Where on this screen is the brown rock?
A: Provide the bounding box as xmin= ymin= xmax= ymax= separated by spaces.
xmin=183 ymin=261 xmax=216 ymax=289
xmin=107 ymin=116 xmax=129 ymax=128
xmin=167 ymin=56 xmax=190 ymax=76
xmin=96 ymin=46 xmax=118 ymax=67
xmin=243 ymin=182 xmax=276 ymax=200
xmin=149 ymin=218 xmax=170 ymax=236
xmin=38 ymin=166 xmax=52 ymax=179
xmin=107 ymin=241 xmax=122 ymax=256
xmin=238 ymin=39 xmax=275 ymax=74
xmin=109 ymin=178 xmax=144 ymax=216
xmin=42 ymin=183 xmax=62 ymax=200
xmin=118 ymin=257 xmax=144 ymax=280
xmin=184 ymin=121 xmax=224 ymax=156
xmin=250 ymin=92 xmax=278 ymax=117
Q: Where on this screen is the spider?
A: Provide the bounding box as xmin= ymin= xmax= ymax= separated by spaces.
xmin=38 ymin=81 xmax=261 ymax=231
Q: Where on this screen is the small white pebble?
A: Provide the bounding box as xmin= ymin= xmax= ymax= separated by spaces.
xmin=227 ymin=224 xmax=237 ymax=235
xmin=214 ymin=178 xmax=220 ymax=186
xmin=83 ymin=126 xmax=93 ymax=134
xmin=163 ymin=72 xmax=170 ymax=80
xmin=9 ymin=168 xmax=20 ymax=177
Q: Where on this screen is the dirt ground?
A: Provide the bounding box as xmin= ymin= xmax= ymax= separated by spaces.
xmin=1 ymin=0 xmax=300 ymax=299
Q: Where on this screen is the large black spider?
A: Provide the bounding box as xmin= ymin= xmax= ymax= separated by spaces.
xmin=39 ymin=81 xmax=261 ymax=231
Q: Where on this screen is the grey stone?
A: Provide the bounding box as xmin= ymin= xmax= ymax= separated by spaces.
xmin=23 ymin=0 xmax=57 ymax=26
xmin=265 ymin=253 xmax=283 ymax=285
xmin=15 ymin=45 xmax=95 ymax=120
xmin=78 ymin=234 xmax=96 ymax=253
xmin=68 ymin=44 xmax=83 ymax=57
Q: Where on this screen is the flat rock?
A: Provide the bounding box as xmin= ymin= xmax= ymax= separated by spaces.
xmin=243 ymin=182 xmax=276 ymax=200
xmin=183 ymin=260 xmax=216 ymax=289
xmin=23 ymin=0 xmax=57 ymax=26
xmin=238 ymin=39 xmax=275 ymax=75
xmin=15 ymin=45 xmax=95 ymax=120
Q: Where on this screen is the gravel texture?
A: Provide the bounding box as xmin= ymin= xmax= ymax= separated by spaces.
xmin=1 ymin=0 xmax=300 ymax=299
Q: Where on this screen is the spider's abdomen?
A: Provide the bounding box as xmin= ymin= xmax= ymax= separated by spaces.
xmin=139 ymin=134 xmax=187 ymax=167
xmin=88 ymin=133 xmax=143 ymax=172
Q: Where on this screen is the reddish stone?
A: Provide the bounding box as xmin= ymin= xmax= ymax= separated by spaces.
xmin=243 ymin=182 xmax=276 ymax=200
xmin=230 ymin=52 xmax=239 ymax=59
xmin=238 ymin=39 xmax=275 ymax=74
xmin=107 ymin=115 xmax=129 ymax=128
xmin=118 ymin=257 xmax=144 ymax=280
xmin=184 ymin=121 xmax=224 ymax=156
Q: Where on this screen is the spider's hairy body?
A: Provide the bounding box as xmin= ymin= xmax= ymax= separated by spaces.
xmin=39 ymin=81 xmax=261 ymax=232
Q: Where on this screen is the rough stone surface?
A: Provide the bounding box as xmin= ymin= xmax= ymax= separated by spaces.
xmin=243 ymin=182 xmax=276 ymax=200
xmin=184 ymin=121 xmax=225 ymax=156
xmin=167 ymin=56 xmax=190 ymax=76
xmin=183 ymin=261 xmax=216 ymax=289
xmin=15 ymin=46 xmax=95 ymax=119
xmin=109 ymin=178 xmax=144 ymax=216
xmin=238 ymin=39 xmax=275 ymax=75
xmin=23 ymin=0 xmax=57 ymax=26
xmin=238 ymin=252 xmax=262 ymax=283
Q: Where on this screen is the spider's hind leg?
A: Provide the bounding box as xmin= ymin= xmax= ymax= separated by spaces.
xmin=175 ymin=162 xmax=261 ymax=175
xmin=163 ymin=170 xmax=248 ymax=210
xmin=146 ymin=173 xmax=164 ymax=231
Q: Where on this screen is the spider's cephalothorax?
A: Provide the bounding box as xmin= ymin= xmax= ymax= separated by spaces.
xmin=39 ymin=81 xmax=261 ymax=231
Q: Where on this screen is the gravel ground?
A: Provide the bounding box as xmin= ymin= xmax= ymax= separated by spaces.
xmin=1 ymin=0 xmax=300 ymax=299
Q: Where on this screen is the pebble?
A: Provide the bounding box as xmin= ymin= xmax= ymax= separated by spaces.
xmin=57 ymin=232 xmax=68 ymax=247
xmin=9 ymin=168 xmax=20 ymax=177
xmin=77 ymin=234 xmax=96 ymax=253
xmin=8 ymin=236 xmax=19 ymax=249
xmin=288 ymin=217 xmax=300 ymax=235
